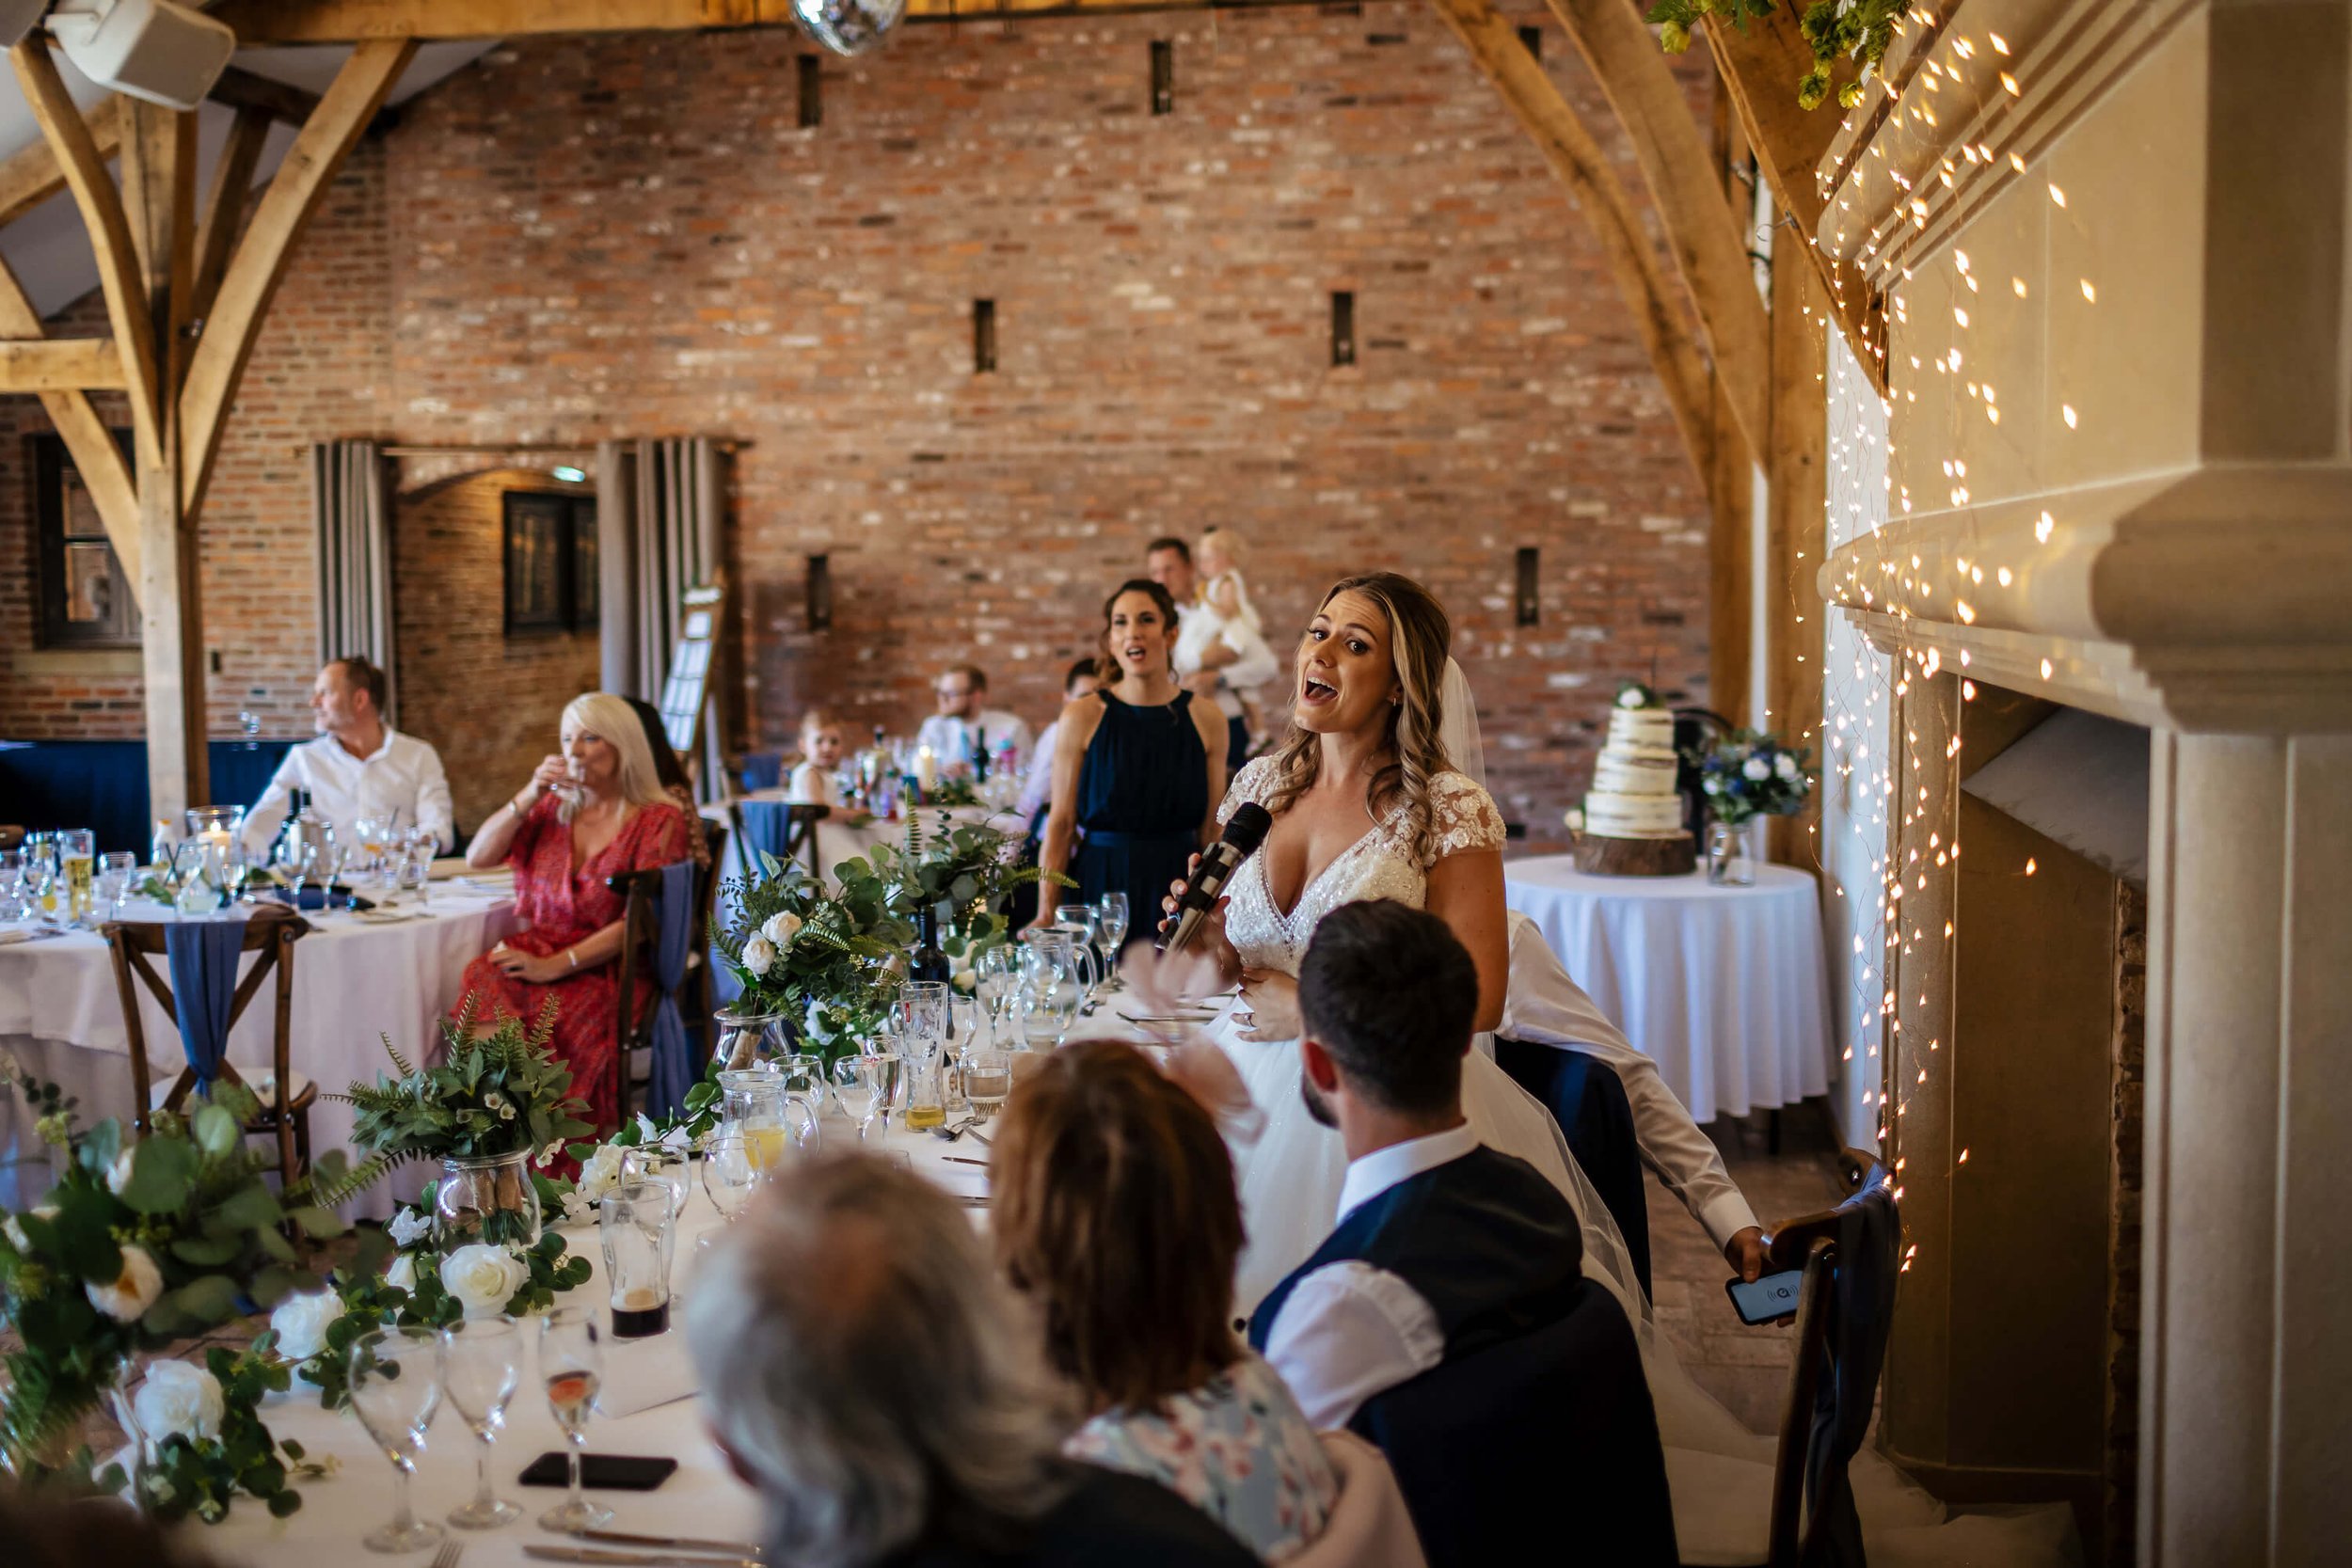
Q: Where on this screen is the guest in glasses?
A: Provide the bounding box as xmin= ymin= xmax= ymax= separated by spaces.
xmin=455 ymin=691 xmax=693 ymax=1135
xmin=993 ymin=1038 xmax=1340 ymax=1562
xmin=915 ymin=663 xmax=1033 ymax=778
xmin=689 ymin=1152 xmax=1257 ymax=1568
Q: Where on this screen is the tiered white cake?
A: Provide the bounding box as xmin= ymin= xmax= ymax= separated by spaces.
xmin=1581 ymin=689 xmax=1684 ymax=839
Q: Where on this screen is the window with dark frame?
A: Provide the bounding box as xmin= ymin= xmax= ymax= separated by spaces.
xmin=501 ymin=490 xmax=599 ymax=636
xmin=30 ymin=430 xmax=139 ymax=650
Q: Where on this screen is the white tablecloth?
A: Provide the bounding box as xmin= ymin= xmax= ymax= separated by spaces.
xmin=1502 ymin=857 xmax=1832 ymax=1124
xmin=168 ymin=1116 xmax=991 ymax=1568
xmin=0 ymin=889 xmax=518 ymax=1216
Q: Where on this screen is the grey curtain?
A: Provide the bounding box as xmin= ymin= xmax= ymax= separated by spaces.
xmin=597 ymin=437 xmax=727 ymax=792
xmin=311 ymin=439 xmax=396 ymax=721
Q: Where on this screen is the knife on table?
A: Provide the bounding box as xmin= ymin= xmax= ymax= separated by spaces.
xmin=526 ymin=1545 xmax=762 ymax=1568
xmin=574 ymin=1528 xmax=765 ymax=1558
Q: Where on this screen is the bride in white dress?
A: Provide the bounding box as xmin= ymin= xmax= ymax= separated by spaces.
xmin=1161 ymin=571 xmax=2074 ymax=1567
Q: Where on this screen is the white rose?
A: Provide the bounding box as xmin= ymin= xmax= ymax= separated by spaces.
xmin=440 ymin=1243 xmax=530 ymax=1319
xmin=87 ymin=1243 xmax=165 ymax=1322
xmin=133 ymin=1359 xmax=226 ymax=1446
xmin=1741 ymin=755 xmax=1771 ymax=782
xmin=384 ymin=1251 xmax=419 ymax=1292
xmin=1703 ymin=776 xmax=1724 ymax=795
xmin=105 ymin=1147 xmax=138 ymax=1196
xmin=1617 ymin=687 xmax=1645 ymax=709
xmin=1775 ymin=752 xmax=1800 ymax=781
xmin=268 ymin=1291 xmax=346 ymax=1363
xmin=386 ymin=1207 xmax=432 ymax=1248
xmin=575 ymin=1143 xmax=626 ymax=1204
xmin=741 ymin=935 xmax=777 ymax=977
xmin=8 ymin=1203 xmax=57 ymax=1253
xmin=760 ymin=911 xmax=804 ymax=949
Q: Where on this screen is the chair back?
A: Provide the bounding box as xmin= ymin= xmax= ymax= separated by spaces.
xmin=737 ymin=750 xmax=785 ymax=793
xmin=104 ymin=911 xmax=308 ymax=1173
xmin=1494 ymin=1038 xmax=1653 ymax=1299
xmin=729 ymin=799 xmax=829 ymax=883
xmin=1760 ymin=1150 xmax=1900 ymax=1568
xmin=1287 ymin=1432 xmax=1427 ymax=1568
xmin=1350 ymin=1277 xmax=1677 ymax=1568
xmin=610 ymin=839 xmax=724 ymax=1119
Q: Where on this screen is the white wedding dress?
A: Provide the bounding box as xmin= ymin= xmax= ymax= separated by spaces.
xmin=1205 ymin=754 xmax=2076 ymax=1568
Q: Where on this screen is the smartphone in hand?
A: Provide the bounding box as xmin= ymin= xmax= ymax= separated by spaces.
xmin=1724 ymin=1269 xmax=1805 ymax=1325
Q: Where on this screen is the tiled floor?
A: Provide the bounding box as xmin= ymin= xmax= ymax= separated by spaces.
xmin=1645 ymin=1101 xmax=1851 ymax=1435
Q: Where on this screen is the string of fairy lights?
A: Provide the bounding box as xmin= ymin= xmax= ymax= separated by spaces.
xmin=1775 ymin=5 xmax=2087 ymax=1253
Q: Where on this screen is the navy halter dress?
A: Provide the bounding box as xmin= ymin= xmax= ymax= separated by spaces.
xmin=1071 ymin=689 xmax=1208 ymax=950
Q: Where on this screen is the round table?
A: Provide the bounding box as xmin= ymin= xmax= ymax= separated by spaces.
xmin=0 ymin=887 xmax=518 ymax=1216
xmin=1502 ymin=856 xmax=1832 ymax=1125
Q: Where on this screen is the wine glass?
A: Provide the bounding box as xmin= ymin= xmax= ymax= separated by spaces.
xmin=218 ymin=839 xmax=251 ymax=905
xmin=832 ymin=1053 xmax=892 ymax=1142
xmin=975 ymin=945 xmax=1021 ymax=1038
xmin=700 ymin=1134 xmax=760 ymax=1221
xmin=0 ymin=849 xmax=25 ymax=922
xmin=439 ymin=1319 xmax=524 ymax=1528
xmin=1096 ymin=892 xmax=1131 ymax=963
xmin=96 ymin=850 xmax=137 ymax=919
xmin=538 ymin=1306 xmax=612 ymax=1531
xmin=346 ymin=1323 xmax=445 ymax=1553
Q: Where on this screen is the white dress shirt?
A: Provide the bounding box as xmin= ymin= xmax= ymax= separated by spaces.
xmin=241 ymin=728 xmax=455 ymax=856
xmin=1258 ymin=1122 xmax=1481 ymax=1431
xmin=914 ymin=709 xmax=1034 ymax=772
xmin=1014 ymin=719 xmax=1061 ymax=821
xmin=1174 ymin=602 xmax=1282 ymax=721
xmin=1496 ymin=911 xmax=1761 ymax=1249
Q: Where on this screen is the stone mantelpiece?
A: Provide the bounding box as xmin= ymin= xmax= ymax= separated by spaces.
xmin=1800 ymin=2 xmax=2352 ymax=1561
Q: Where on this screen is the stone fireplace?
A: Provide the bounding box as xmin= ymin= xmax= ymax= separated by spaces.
xmin=1806 ymin=1 xmax=2352 ymax=1561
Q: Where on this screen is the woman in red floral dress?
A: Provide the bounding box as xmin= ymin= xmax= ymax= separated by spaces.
xmin=455 ymin=691 xmax=694 ymax=1136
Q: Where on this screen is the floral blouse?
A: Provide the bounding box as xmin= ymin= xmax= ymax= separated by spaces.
xmin=1065 ymin=1353 xmax=1340 ymax=1562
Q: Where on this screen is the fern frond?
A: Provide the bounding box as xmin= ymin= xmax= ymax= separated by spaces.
xmin=528 ymin=997 xmax=560 ymax=1053
xmin=298 ymin=1150 xmax=404 ymax=1210
xmin=0 ymin=1358 xmax=103 ymax=1475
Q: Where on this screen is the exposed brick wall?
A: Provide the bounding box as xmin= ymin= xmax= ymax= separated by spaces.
xmin=1 ymin=10 xmax=1714 ymax=844
xmin=392 ymin=469 xmax=601 ymax=832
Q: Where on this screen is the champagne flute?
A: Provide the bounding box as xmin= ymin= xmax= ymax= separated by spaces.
xmin=440 ymin=1318 xmax=524 ymax=1528
xmin=346 ymin=1323 xmax=445 ymax=1553
xmin=538 ymin=1306 xmax=612 ymax=1531
xmin=1096 ymin=892 xmax=1131 ymax=963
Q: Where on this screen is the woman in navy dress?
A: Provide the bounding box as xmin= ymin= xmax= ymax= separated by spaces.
xmin=1036 ymin=579 xmax=1229 ymax=949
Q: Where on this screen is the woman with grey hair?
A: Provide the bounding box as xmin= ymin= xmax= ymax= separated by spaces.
xmin=687 ymin=1152 xmax=1258 ymax=1568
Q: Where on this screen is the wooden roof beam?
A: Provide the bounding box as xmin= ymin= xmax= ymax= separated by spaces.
xmin=1539 ymin=0 xmax=1770 ymax=457
xmin=209 ymin=64 xmax=326 ymax=126
xmin=212 ymin=0 xmax=1322 ymax=44
xmin=1428 ymin=0 xmax=1710 ymax=474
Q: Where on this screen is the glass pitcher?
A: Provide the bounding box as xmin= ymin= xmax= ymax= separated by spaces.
xmin=716 ymin=1068 xmax=819 ymax=1175
xmin=1017 ymin=927 xmax=1099 ymax=1048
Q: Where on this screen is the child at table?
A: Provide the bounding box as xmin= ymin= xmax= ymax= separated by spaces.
xmin=1195 ymin=529 xmax=1269 ymax=748
xmin=787 ymin=708 xmax=846 ymax=808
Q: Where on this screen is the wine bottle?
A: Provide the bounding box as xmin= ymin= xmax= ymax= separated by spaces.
xmin=912 ymin=902 xmax=950 ymax=986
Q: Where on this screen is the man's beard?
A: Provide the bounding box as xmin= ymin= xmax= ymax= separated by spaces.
xmin=1299 ymin=1072 xmax=1336 ymax=1129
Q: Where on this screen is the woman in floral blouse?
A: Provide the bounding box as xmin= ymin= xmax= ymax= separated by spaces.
xmin=992 ymin=1039 xmax=1339 ymax=1562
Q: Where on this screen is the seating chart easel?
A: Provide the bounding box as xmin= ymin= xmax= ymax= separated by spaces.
xmin=660 ymin=581 xmax=725 ymax=795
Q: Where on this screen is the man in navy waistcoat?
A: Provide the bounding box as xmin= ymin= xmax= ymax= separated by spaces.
xmin=1247 ymin=898 xmax=1588 ymax=1430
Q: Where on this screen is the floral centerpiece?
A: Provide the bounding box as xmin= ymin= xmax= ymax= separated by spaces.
xmin=1683 ymin=728 xmax=1816 ymax=827
xmin=0 ymin=1057 xmax=350 ymax=1521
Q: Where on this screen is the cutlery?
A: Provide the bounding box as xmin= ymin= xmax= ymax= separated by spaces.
xmin=944 ymin=1155 xmax=989 ymax=1167
xmin=574 ymin=1529 xmax=766 ymax=1559
xmin=932 ymin=1116 xmax=978 ymax=1142
xmin=527 ymin=1547 xmax=761 ymax=1568
xmin=429 ymin=1542 xmax=464 ymax=1568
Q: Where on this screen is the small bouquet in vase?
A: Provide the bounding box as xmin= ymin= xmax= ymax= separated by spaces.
xmin=1682 ymin=729 xmax=1815 ymax=883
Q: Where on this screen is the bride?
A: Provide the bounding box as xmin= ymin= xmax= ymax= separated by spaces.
xmin=1156 ymin=571 xmax=2075 ymax=1567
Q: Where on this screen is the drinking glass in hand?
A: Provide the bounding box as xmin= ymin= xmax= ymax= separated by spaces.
xmin=346 ymin=1323 xmax=445 ymax=1553
xmin=439 ymin=1318 xmax=524 ymax=1528
xmin=538 ymin=1306 xmax=612 ymax=1531
xmin=701 ymin=1135 xmax=760 ymax=1221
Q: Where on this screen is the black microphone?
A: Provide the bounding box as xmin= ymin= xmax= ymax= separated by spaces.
xmin=1158 ymin=803 xmax=1274 ymax=955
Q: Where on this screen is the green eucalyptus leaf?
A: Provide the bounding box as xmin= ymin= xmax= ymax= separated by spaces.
xmin=118 ymin=1134 xmax=199 ymax=1213
xmin=191 ymin=1102 xmax=240 ymax=1158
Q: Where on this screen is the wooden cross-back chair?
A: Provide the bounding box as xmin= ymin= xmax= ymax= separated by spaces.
xmin=1692 ymin=1148 xmax=1899 ymax=1568
xmin=725 ymin=799 xmax=828 ymax=883
xmin=607 ymin=818 xmax=727 ymax=1119
xmin=104 ymin=910 xmax=315 ymax=1186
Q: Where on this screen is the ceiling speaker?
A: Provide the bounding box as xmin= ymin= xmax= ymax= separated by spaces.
xmin=45 ymin=0 xmax=235 ymax=112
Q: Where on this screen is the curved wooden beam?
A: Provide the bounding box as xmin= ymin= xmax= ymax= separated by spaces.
xmin=192 ymin=105 xmax=275 ymax=326
xmin=10 ymin=42 xmax=163 ymax=474
xmin=1541 ymin=0 xmax=1770 ymax=455
xmin=0 ymin=258 xmax=139 ymax=590
xmin=1427 ymin=0 xmax=1711 ymax=472
xmin=180 ymin=38 xmax=417 ymax=522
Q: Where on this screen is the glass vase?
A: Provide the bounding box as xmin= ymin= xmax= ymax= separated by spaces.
xmin=434 ymin=1150 xmax=542 ymax=1251
xmin=1705 ymin=819 xmax=1756 ymax=887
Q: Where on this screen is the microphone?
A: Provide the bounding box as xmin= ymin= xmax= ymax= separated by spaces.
xmin=1158 ymin=803 xmax=1274 ymax=955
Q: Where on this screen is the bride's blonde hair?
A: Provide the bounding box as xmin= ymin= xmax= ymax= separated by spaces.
xmin=1260 ymin=572 xmax=1456 ymax=865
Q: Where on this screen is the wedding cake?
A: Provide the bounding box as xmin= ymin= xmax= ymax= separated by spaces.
xmin=1583 ymin=688 xmax=1684 ymax=837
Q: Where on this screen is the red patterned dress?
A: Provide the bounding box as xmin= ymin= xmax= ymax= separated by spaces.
xmin=452 ymin=795 xmax=693 ymax=1136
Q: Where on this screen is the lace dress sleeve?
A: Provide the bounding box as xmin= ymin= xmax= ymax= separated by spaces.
xmin=1219 ymin=756 xmax=1277 ymax=826
xmin=1427 ymin=772 xmax=1506 ymax=864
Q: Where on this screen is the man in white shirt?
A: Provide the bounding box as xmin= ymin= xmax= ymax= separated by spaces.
xmin=1247 ymin=900 xmax=1591 ymax=1432
xmin=914 ymin=663 xmax=1033 ymax=777
xmin=241 ymin=657 xmax=455 ymax=858
xmin=1015 ymin=659 xmax=1103 ymax=823
xmin=1496 ymin=911 xmax=1768 ymax=1279
xmin=1146 ymin=537 xmax=1280 ymax=763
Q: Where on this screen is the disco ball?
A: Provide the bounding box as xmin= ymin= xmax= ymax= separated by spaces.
xmin=791 ymin=0 xmax=906 ymax=57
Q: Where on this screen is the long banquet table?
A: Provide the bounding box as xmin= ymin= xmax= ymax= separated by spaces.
xmin=167 ymin=1114 xmax=994 ymax=1565
xmin=0 ymin=882 xmax=519 ymax=1216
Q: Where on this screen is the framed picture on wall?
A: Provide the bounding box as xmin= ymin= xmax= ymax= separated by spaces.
xmin=30 ymin=432 xmax=141 ymax=649
xmin=502 ymin=490 xmax=597 ymax=635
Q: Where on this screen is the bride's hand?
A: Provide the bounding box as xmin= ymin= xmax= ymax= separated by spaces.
xmin=1161 ymin=855 xmax=1240 ymax=987
xmin=1235 ymin=968 xmax=1301 ymax=1042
